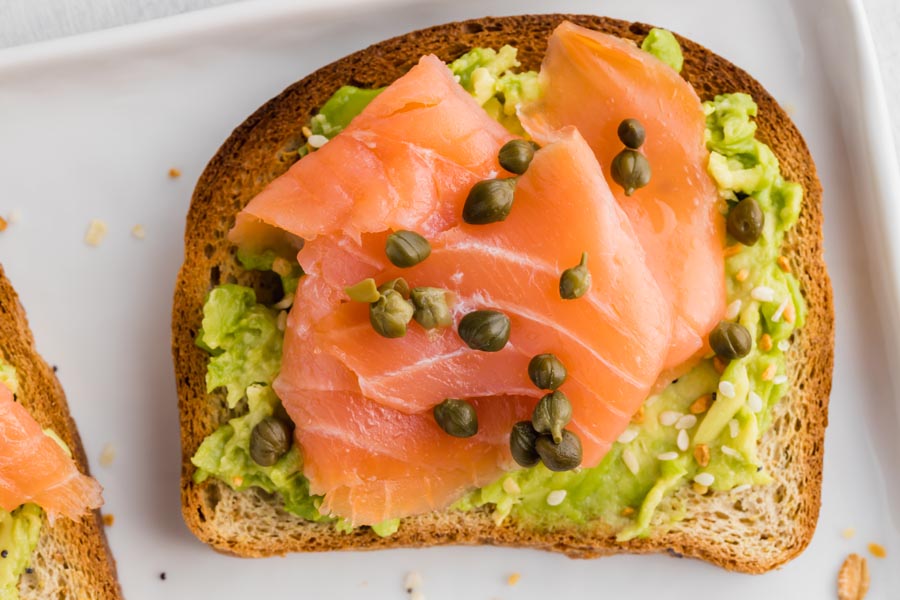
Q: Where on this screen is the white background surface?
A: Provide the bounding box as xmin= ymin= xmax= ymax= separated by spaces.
xmin=0 ymin=0 xmax=898 ymax=599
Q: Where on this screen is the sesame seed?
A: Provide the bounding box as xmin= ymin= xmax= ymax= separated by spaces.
xmin=276 ymin=311 xmax=288 ymax=332
xmin=131 ymin=224 xmax=146 ymax=240
xmin=301 ymin=126 xmax=313 ymax=138
xmin=729 ymin=419 xmax=740 ymax=439
xmin=771 ymin=297 xmax=791 ymax=323
xmin=724 ymin=244 xmax=743 ymax=258
xmin=308 ymin=134 xmax=329 ymax=148
xmin=546 ymin=490 xmax=567 ymax=506
xmin=659 ymin=411 xmax=682 ymax=426
xmin=721 ymin=445 xmax=742 ymax=459
xmin=675 ymin=414 xmax=697 ymax=430
xmin=761 ymin=364 xmax=777 ymax=381
xmin=751 ymin=286 xmax=775 ymax=302
xmin=773 ymin=375 xmax=788 ymax=385
xmin=617 ymin=427 xmax=639 ymax=444
xmin=677 ymin=429 xmax=689 ymax=451
xmin=777 ymin=256 xmax=791 ymax=273
xmin=502 ymin=478 xmax=521 ymax=496
xmin=725 ymin=299 xmax=742 ymax=319
xmin=84 ymin=219 xmax=108 ymax=247
xmin=784 ymin=302 xmax=796 ymax=323
xmin=868 ymin=543 xmax=887 ymax=559
xmin=99 ymin=443 xmax=116 ymax=467
xmin=732 ymin=484 xmax=751 ymax=493
xmin=694 ymin=472 xmax=715 ymax=487
xmin=718 ymin=380 xmax=736 ymax=399
xmin=735 ymin=268 xmax=749 ymax=282
xmin=759 ymin=333 xmax=773 ymax=352
xmin=748 ymin=391 xmax=763 ymax=413
xmin=404 ymin=571 xmax=423 ymax=592
xmin=8 ymin=209 xmax=21 ymax=224
xmin=657 ymin=451 xmax=679 ymax=461
xmin=693 ymin=444 xmax=710 ymax=467
xmin=842 ymin=528 xmax=856 ymax=539
xmin=622 ymin=449 xmax=639 ymax=475
xmin=690 ymin=395 xmax=711 ymax=414
xmin=168 ymin=168 xmax=181 ymax=178
xmin=778 ymin=339 xmax=790 ymax=352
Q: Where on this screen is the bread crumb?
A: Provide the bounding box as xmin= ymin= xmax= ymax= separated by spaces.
xmin=693 ymin=443 xmax=710 ymax=467
xmin=777 ymin=255 xmax=791 ymax=273
xmin=838 ymin=553 xmax=869 ymax=600
xmin=690 ymin=394 xmax=711 ymax=414
xmin=502 ymin=477 xmax=521 ymax=496
xmin=168 ymin=168 xmax=181 ymax=178
xmin=232 ymin=476 xmax=244 ymax=487
xmin=692 ymin=482 xmax=708 ymax=495
xmin=842 ymin=528 xmax=856 ymax=539
xmin=102 ymin=514 xmax=114 ymax=527
xmin=759 ymin=333 xmax=773 ymax=352
xmin=761 ymin=363 xmax=777 ymax=381
xmin=0 ymin=217 xmax=7 ymax=232
xmin=84 ymin=219 xmax=108 ymax=247
xmin=404 ymin=571 xmax=424 ymax=599
xmin=507 ymin=573 xmax=521 ymax=586
xmin=99 ymin=443 xmax=115 ymax=467
xmin=868 ymin=543 xmax=886 ymax=558
xmin=131 ymin=224 xmax=146 ymax=240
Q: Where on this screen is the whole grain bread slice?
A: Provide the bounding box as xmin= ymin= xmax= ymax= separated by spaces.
xmin=173 ymin=14 xmax=833 ymax=574
xmin=0 ymin=265 xmax=122 ymax=599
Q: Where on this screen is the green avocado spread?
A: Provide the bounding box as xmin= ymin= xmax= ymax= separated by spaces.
xmin=193 ymin=37 xmax=805 ymax=539
xmin=0 ymin=363 xmax=43 ymax=600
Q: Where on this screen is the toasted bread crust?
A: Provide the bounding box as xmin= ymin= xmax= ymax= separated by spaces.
xmin=0 ymin=266 xmax=122 ymax=599
xmin=173 ymin=14 xmax=833 ymax=573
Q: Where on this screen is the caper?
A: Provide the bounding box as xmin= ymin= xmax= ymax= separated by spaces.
xmin=377 ymin=277 xmax=411 ymax=299
xmin=385 ymin=230 xmax=431 ymax=268
xmin=709 ymin=320 xmax=752 ymax=360
xmin=345 ymin=278 xmax=380 ymax=303
xmin=410 ymin=287 xmax=452 ymax=330
xmin=532 ymin=391 xmax=573 ymax=444
xmin=433 ymin=398 xmax=478 ymax=438
xmin=249 ymin=416 xmax=293 ymax=467
xmin=369 ymin=289 xmax=415 ymax=338
xmin=498 ymin=139 xmax=536 ymax=175
xmin=559 ymin=252 xmax=591 ymax=300
xmin=528 ymin=353 xmax=567 ymax=390
xmin=611 ymin=148 xmax=651 ymax=196
xmin=458 ymin=310 xmax=511 ymax=352
xmin=617 ymin=118 xmax=646 ymax=149
xmin=727 ymin=196 xmax=765 ymax=246
xmin=535 ymin=430 xmax=583 ymax=472
xmin=509 ymin=421 xmax=541 ymax=468
xmin=462 ymin=178 xmax=517 ymax=224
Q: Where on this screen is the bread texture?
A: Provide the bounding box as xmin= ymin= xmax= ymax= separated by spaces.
xmin=0 ymin=266 xmax=122 ymax=599
xmin=173 ymin=14 xmax=833 ymax=573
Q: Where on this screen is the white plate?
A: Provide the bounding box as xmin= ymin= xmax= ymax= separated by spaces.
xmin=1 ymin=0 xmax=898 ymax=597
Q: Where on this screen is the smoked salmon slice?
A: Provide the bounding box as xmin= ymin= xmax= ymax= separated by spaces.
xmin=271 ymin=128 xmax=672 ymax=524
xmin=520 ymin=22 xmax=726 ymax=373
xmin=0 ymin=384 xmax=102 ymax=522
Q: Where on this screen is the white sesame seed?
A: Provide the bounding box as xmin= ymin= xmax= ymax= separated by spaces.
xmin=748 ymin=391 xmax=764 ymax=413
xmin=677 ymin=429 xmax=690 ymax=451
xmin=546 ymin=490 xmax=567 ymax=506
xmin=307 ymin=134 xmax=329 ymax=148
xmin=778 ymin=339 xmax=790 ymax=352
xmin=84 ymin=219 xmax=108 ymax=247
xmin=404 ymin=571 xmax=423 ymax=592
xmin=729 ymin=419 xmax=740 ymax=439
xmin=617 ymin=427 xmax=639 ymax=444
xmin=771 ymin=297 xmax=791 ymax=322
xmin=694 ymin=472 xmax=715 ymax=487
xmin=721 ymin=445 xmax=742 ymax=459
xmin=725 ymin=299 xmax=742 ymax=320
xmin=657 ymin=451 xmax=679 ymax=461
xmin=623 ymin=449 xmax=639 ymax=475
xmin=773 ymin=375 xmax=788 ymax=385
xmin=750 ymin=286 xmax=776 ymax=302
xmin=7 ymin=209 xmax=22 ymax=224
xmin=718 ymin=380 xmax=736 ymax=399
xmin=502 ymin=478 xmax=521 ymax=496
xmin=659 ymin=411 xmax=682 ymax=426
xmin=276 ymin=311 xmax=288 ymax=332
xmin=675 ymin=414 xmax=697 ymax=430
xmin=732 ymin=484 xmax=752 ymax=493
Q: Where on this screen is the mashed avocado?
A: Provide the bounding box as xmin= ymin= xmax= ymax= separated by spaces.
xmin=0 ymin=504 xmax=41 ymax=600
xmin=194 ymin=40 xmax=805 ymax=540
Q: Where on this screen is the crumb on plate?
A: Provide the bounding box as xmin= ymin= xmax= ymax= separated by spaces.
xmin=99 ymin=443 xmax=115 ymax=467
xmin=84 ymin=219 xmax=108 ymax=247
xmin=168 ymin=168 xmax=181 ymax=178
xmin=102 ymin=513 xmax=114 ymax=527
xmin=507 ymin=572 xmax=521 ymax=586
xmin=838 ymin=553 xmax=869 ymax=600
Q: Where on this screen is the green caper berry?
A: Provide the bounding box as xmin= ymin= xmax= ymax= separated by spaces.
xmin=708 ymin=320 xmax=752 ymax=360
xmin=345 ymin=278 xmax=380 ymax=303
xmin=611 ymin=148 xmax=651 ymax=196
xmin=458 ymin=310 xmax=511 ymax=352
xmin=410 ymin=287 xmax=452 ymax=330
xmin=535 ymin=430 xmax=583 ymax=472
xmin=559 ymin=252 xmax=591 ymax=300
xmin=433 ymin=398 xmax=478 ymax=438
xmin=727 ymin=196 xmax=765 ymax=246
xmin=377 ymin=277 xmax=411 ymax=299
xmin=532 ymin=391 xmax=573 ymax=444
xmin=509 ymin=421 xmax=541 ymax=468
xmin=385 ymin=230 xmax=431 ymax=268
xmin=527 ymin=353 xmax=567 ymax=390
xmin=498 ymin=139 xmax=536 ymax=175
xmin=249 ymin=416 xmax=293 ymax=467
xmin=462 ymin=178 xmax=517 ymax=224
xmin=617 ymin=118 xmax=646 ymax=149
xmin=369 ymin=289 xmax=415 ymax=338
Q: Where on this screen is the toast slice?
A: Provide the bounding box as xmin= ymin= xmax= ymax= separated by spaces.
xmin=173 ymin=14 xmax=833 ymax=573
xmin=0 ymin=266 xmax=122 ymax=599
